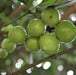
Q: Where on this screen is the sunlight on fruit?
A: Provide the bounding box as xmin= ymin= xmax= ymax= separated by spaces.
xmin=70 ymin=14 xmax=76 ymax=21
xmin=26 ymin=68 xmax=32 ymax=74
xmin=36 ymin=63 xmax=42 ymax=68
xmin=43 ymin=61 xmax=51 ymax=70
xmin=1 ymin=72 xmax=6 ymax=75
xmin=57 ymin=65 xmax=64 ymax=71
xmin=15 ymin=59 xmax=24 ymax=69
xmin=67 ymin=70 xmax=74 ymax=75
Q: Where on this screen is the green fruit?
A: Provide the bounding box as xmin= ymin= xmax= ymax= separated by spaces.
xmin=1 ymin=24 xmax=13 ymax=37
xmin=1 ymin=24 xmax=13 ymax=31
xmin=25 ymin=37 xmax=40 ymax=51
xmin=39 ymin=33 xmax=59 ymax=55
xmin=27 ymin=19 xmax=45 ymax=37
xmin=41 ymin=7 xmax=59 ymax=25
xmin=1 ymin=38 xmax=16 ymax=53
xmin=8 ymin=26 xmax=27 ymax=44
xmin=55 ymin=20 xmax=76 ymax=42
xmin=0 ymin=48 xmax=8 ymax=59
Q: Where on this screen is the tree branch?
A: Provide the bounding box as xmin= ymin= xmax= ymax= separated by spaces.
xmin=10 ymin=46 xmax=76 ymax=75
xmin=0 ymin=5 xmax=26 ymax=25
xmin=61 ymin=3 xmax=76 ymax=20
xmin=0 ymin=31 xmax=8 ymax=34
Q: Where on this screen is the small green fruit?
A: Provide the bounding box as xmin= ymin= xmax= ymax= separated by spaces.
xmin=41 ymin=7 xmax=59 ymax=25
xmin=1 ymin=38 xmax=16 ymax=53
xmin=27 ymin=19 xmax=45 ymax=37
xmin=1 ymin=24 xmax=13 ymax=37
xmin=39 ymin=33 xmax=59 ymax=55
xmin=25 ymin=37 xmax=40 ymax=51
xmin=1 ymin=24 xmax=13 ymax=31
xmin=55 ymin=20 xmax=76 ymax=42
xmin=8 ymin=26 xmax=27 ymax=44
xmin=0 ymin=48 xmax=8 ymax=59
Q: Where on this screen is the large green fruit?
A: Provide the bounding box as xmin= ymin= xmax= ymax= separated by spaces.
xmin=25 ymin=37 xmax=40 ymax=51
xmin=27 ymin=19 xmax=45 ymax=37
xmin=0 ymin=48 xmax=8 ymax=59
xmin=39 ymin=33 xmax=59 ymax=55
xmin=55 ymin=20 xmax=76 ymax=42
xmin=1 ymin=38 xmax=16 ymax=53
xmin=8 ymin=26 xmax=27 ymax=44
xmin=41 ymin=7 xmax=59 ymax=26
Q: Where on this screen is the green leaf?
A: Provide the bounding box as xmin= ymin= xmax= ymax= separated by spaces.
xmin=39 ymin=0 xmax=56 ymax=6
xmin=17 ymin=13 xmax=30 ymax=26
xmin=0 ymin=12 xmax=11 ymax=24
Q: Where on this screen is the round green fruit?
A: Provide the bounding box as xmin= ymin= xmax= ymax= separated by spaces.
xmin=27 ymin=19 xmax=45 ymax=37
xmin=1 ymin=38 xmax=16 ymax=53
xmin=39 ymin=33 xmax=59 ymax=55
xmin=0 ymin=48 xmax=8 ymax=59
xmin=8 ymin=26 xmax=27 ymax=44
xmin=55 ymin=20 xmax=76 ymax=42
xmin=25 ymin=37 xmax=40 ymax=51
xmin=41 ymin=7 xmax=59 ymax=25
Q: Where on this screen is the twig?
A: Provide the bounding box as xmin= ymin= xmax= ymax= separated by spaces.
xmin=0 ymin=5 xmax=26 ymax=25
xmin=61 ymin=3 xmax=76 ymax=20
xmin=0 ymin=31 xmax=8 ymax=34
xmin=0 ymin=11 xmax=29 ymax=28
xmin=11 ymin=46 xmax=76 ymax=75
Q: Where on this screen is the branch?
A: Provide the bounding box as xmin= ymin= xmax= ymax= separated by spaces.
xmin=0 ymin=31 xmax=8 ymax=34
xmin=61 ymin=3 xmax=76 ymax=20
xmin=0 ymin=5 xmax=26 ymax=25
xmin=0 ymin=11 xmax=29 ymax=28
xmin=11 ymin=46 xmax=76 ymax=75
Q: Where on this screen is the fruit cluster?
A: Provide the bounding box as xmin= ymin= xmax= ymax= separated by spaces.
xmin=0 ymin=7 xmax=76 ymax=59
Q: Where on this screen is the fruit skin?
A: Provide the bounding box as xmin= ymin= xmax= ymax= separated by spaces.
xmin=27 ymin=19 xmax=45 ymax=37
xmin=41 ymin=7 xmax=59 ymax=25
xmin=8 ymin=26 xmax=27 ymax=44
xmin=1 ymin=38 xmax=16 ymax=53
xmin=55 ymin=20 xmax=76 ymax=42
xmin=39 ymin=33 xmax=59 ymax=55
xmin=0 ymin=48 xmax=8 ymax=59
xmin=25 ymin=37 xmax=40 ymax=51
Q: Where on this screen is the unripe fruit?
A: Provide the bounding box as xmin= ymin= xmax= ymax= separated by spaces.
xmin=8 ymin=26 xmax=27 ymax=44
xmin=1 ymin=24 xmax=13 ymax=37
xmin=1 ymin=24 xmax=13 ymax=31
xmin=0 ymin=48 xmax=8 ymax=59
xmin=39 ymin=33 xmax=59 ymax=55
xmin=27 ymin=19 xmax=45 ymax=37
xmin=55 ymin=20 xmax=76 ymax=42
xmin=1 ymin=38 xmax=16 ymax=53
xmin=25 ymin=37 xmax=40 ymax=51
xmin=41 ymin=7 xmax=59 ymax=25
